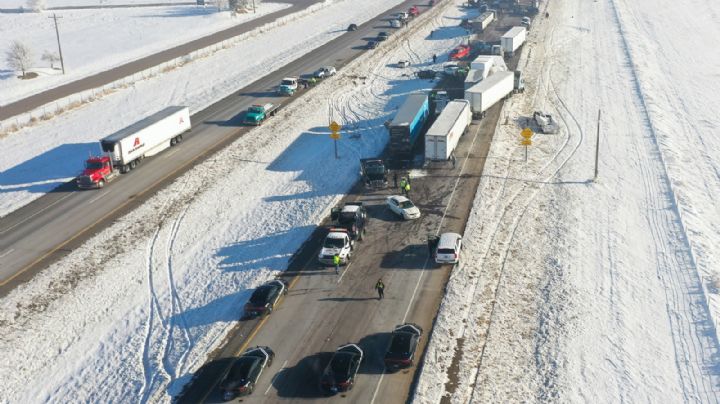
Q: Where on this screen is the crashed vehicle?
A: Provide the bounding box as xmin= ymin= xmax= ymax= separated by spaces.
xmin=533 ymin=111 xmax=560 ymax=134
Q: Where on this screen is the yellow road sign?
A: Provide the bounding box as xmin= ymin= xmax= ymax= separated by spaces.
xmin=330 ymin=132 xmax=341 ymax=140
xmin=329 ymin=121 xmax=342 ymax=132
xmin=521 ymin=127 xmax=533 ymax=139
xmin=521 ymin=139 xmax=532 ymax=146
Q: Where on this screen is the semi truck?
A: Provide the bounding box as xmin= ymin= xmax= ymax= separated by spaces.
xmin=360 ymin=158 xmax=388 ymax=188
xmin=425 ymin=100 xmax=471 ymax=161
xmin=501 ymin=26 xmax=526 ymax=56
xmin=464 ymin=71 xmax=514 ymax=118
xmin=388 ymin=93 xmax=430 ymax=158
xmin=465 ymin=55 xmax=507 ymax=89
xmin=76 ymin=106 xmax=191 ymax=189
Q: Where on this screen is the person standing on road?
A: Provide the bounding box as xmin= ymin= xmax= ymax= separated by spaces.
xmin=375 ymin=279 xmax=385 ymax=300
xmin=451 ymin=153 xmax=456 ymax=169
xmin=399 ymin=177 xmax=407 ymax=194
xmin=404 ymin=182 xmax=411 ymax=196
xmin=432 ymin=54 xmax=437 ymax=63
xmin=333 ymin=254 xmax=341 ymax=274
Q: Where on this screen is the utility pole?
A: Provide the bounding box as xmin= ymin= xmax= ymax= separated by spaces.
xmin=252 ymin=0 xmax=256 ymax=13
xmin=593 ymin=109 xmax=601 ymax=181
xmin=49 ymin=14 xmax=65 ymax=74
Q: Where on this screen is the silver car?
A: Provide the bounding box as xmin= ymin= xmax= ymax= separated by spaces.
xmin=435 ymin=232 xmax=462 ymax=264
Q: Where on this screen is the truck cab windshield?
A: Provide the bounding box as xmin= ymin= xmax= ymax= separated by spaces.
xmin=339 ymin=213 xmax=356 ymax=224
xmin=281 ymin=79 xmax=294 ymax=85
xmin=85 ymin=161 xmax=105 ymax=170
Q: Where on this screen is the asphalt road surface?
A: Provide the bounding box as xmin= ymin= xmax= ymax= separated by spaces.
xmin=0 ymin=0 xmax=319 ymax=120
xmin=176 ymin=92 xmax=503 ymax=402
xmin=0 ymin=1 xmax=435 ymax=289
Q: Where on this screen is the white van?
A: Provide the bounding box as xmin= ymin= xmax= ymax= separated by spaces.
xmin=435 ymin=232 xmax=462 ymax=264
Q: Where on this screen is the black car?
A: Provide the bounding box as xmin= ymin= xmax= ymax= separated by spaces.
xmin=377 ymin=31 xmax=389 ymax=41
xmin=384 ymin=323 xmax=423 ymax=371
xmin=366 ymin=40 xmax=378 ymax=49
xmin=330 ymin=202 xmax=367 ymax=241
xmin=244 ymin=279 xmax=288 ymax=317
xmin=220 ymin=346 xmax=274 ymax=400
xmin=320 ymin=344 xmax=364 ymax=394
xmin=348 ymin=23 xmax=358 ymax=31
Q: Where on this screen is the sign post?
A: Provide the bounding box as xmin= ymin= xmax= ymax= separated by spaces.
xmin=329 ymin=121 xmax=342 ymax=159
xmin=520 ymin=127 xmax=533 ymax=162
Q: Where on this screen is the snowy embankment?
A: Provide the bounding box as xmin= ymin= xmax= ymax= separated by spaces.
xmin=0 ymin=1 xmax=289 ymax=105
xmin=0 ymin=0 xmax=405 ymax=217
xmin=0 ymin=0 xmax=464 ymax=402
xmin=413 ymin=0 xmax=720 ymax=402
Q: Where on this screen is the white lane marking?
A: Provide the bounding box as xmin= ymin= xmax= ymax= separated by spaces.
xmin=264 ymin=360 xmax=288 ymax=395
xmin=0 ymin=248 xmax=15 ymax=259
xmin=0 ymin=192 xmax=74 ymax=235
xmin=163 ymin=149 xmax=180 ymax=159
xmin=88 ymin=190 xmax=112 ymax=205
xmin=371 ymin=119 xmax=484 ymax=404
xmin=336 ymin=261 xmax=354 ymax=284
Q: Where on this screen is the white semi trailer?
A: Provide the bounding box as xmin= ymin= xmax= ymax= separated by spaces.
xmin=501 ymin=26 xmax=527 ymax=56
xmin=425 ymin=100 xmax=471 ymax=161
xmin=464 ymin=71 xmax=514 ymax=118
xmin=100 ymin=106 xmax=191 ymax=173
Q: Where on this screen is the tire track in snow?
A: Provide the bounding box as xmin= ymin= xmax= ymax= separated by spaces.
xmin=610 ymin=0 xmax=720 ymax=400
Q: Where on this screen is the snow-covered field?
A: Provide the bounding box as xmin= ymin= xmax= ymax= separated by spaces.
xmin=0 ymin=0 xmax=462 ymax=402
xmin=413 ymin=0 xmax=720 ymax=402
xmin=0 ymin=0 xmax=288 ymax=105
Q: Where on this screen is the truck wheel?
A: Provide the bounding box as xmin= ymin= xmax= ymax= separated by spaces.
xmin=120 ymin=165 xmax=129 ymax=174
xmin=170 ymin=137 xmax=177 ymax=146
xmin=176 ymin=135 xmax=183 ymax=143
xmin=129 ymin=160 xmax=137 ymax=170
xmin=97 ymin=179 xmax=105 ymax=188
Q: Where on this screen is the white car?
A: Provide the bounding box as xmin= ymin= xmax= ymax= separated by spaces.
xmin=386 ymin=195 xmax=421 ymax=220
xmin=398 ymin=60 xmax=410 ymax=68
xmin=314 ymin=66 xmax=337 ymax=79
xmin=435 ymin=232 xmax=462 ymax=264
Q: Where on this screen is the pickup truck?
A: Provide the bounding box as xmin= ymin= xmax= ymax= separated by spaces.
xmin=313 ymin=66 xmax=337 ymax=79
xmin=244 ymin=103 xmax=280 ymax=125
xmin=278 ymin=77 xmax=299 ymax=96
xmin=318 ymin=228 xmax=354 ymax=265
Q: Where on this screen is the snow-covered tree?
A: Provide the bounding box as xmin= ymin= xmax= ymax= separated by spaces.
xmin=26 ymin=0 xmax=47 ymax=12
xmin=6 ymin=41 xmax=33 ymax=78
xmin=41 ymin=49 xmax=59 ymax=69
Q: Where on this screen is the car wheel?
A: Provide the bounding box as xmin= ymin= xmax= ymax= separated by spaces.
xmin=247 ymin=383 xmax=255 ymax=394
xmin=266 ymin=305 xmax=273 ymax=315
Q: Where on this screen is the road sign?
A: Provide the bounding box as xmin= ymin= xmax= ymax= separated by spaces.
xmin=521 ymin=127 xmax=533 ymax=139
xmin=330 ymin=132 xmax=340 ymax=140
xmin=521 ymin=139 xmax=532 ymax=146
xmin=329 ymin=121 xmax=342 ymax=132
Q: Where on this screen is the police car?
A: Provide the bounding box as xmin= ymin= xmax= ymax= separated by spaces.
xmin=318 ymin=228 xmax=354 ymax=265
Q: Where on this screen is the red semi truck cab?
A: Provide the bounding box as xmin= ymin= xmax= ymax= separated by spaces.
xmin=76 ymin=155 xmax=118 ymax=189
xmin=409 ymin=6 xmax=419 ymax=17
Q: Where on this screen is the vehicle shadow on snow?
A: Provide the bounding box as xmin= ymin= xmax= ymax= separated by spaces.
xmin=171 ymin=290 xmax=252 ymax=328
xmin=274 ymin=352 xmax=333 ymax=398
xmin=0 ymin=142 xmax=98 ymax=194
xmin=174 ymin=357 xmax=235 ymax=404
xmin=216 ymin=225 xmax=316 ymax=272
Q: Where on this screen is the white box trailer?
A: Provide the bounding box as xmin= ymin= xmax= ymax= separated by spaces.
xmin=470 ymin=55 xmax=507 ymax=76
xmin=100 ymin=106 xmax=191 ymax=172
xmin=464 ymin=71 xmax=514 ymax=118
xmin=473 ymin=11 xmax=495 ymax=32
xmin=464 ymin=69 xmax=487 ymax=90
xmin=425 ymin=100 xmax=472 ymax=161
xmin=501 ymin=26 xmax=526 ymax=56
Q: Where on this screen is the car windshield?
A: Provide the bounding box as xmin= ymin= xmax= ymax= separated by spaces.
xmin=339 ymin=212 xmax=356 ymax=224
xmin=249 ymin=285 xmax=275 ymax=305
xmin=399 ymin=200 xmax=415 ymax=209
xmin=227 ymin=357 xmax=257 ymax=381
xmin=324 ymin=237 xmax=345 ymax=248
xmin=281 ymin=79 xmax=294 ymax=85
xmin=330 ymin=353 xmax=353 ymax=379
xmin=248 ymin=106 xmax=264 ymax=113
xmin=85 ymin=161 xmax=104 ymax=170
xmin=387 ymin=333 xmax=413 ymax=357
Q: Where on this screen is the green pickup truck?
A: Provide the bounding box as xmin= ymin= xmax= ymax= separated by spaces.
xmin=244 ymin=103 xmax=280 ymax=125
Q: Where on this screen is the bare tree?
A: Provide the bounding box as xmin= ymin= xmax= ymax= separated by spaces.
xmin=6 ymin=41 xmax=34 ymax=78
xmin=41 ymin=49 xmax=59 ymax=69
xmin=26 ymin=0 xmax=47 ymax=12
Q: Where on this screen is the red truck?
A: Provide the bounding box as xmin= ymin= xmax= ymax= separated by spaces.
xmin=449 ymin=44 xmax=471 ymax=60
xmin=408 ymin=5 xmax=419 ymax=17
xmin=76 ymin=106 xmax=191 ymax=189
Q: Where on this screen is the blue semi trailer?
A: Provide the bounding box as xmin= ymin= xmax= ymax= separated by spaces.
xmin=388 ymin=93 xmax=430 ymax=158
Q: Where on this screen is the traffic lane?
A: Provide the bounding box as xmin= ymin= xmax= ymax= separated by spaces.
xmin=233 ymin=163 xmax=472 ymax=402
